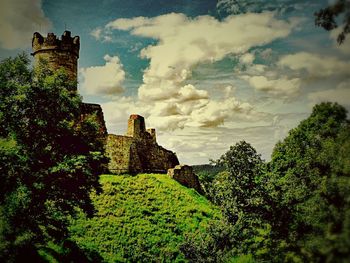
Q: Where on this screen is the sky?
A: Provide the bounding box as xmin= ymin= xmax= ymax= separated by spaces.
xmin=1 ymin=0 xmax=350 ymax=164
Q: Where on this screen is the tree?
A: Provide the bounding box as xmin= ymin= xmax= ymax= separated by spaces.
xmin=0 ymin=54 xmax=107 ymax=261
xmin=268 ymin=102 xmax=350 ymax=262
xmin=181 ymin=141 xmax=272 ymax=261
xmin=213 ymin=141 xmax=268 ymax=224
xmin=315 ymin=0 xmax=350 ymax=44
xmin=184 ymin=103 xmax=350 ymax=262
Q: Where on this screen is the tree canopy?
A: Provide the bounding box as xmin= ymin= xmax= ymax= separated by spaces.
xmin=185 ymin=102 xmax=350 ymax=262
xmin=0 ymin=54 xmax=107 ymax=261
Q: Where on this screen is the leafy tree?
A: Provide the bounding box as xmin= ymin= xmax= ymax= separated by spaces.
xmin=268 ymin=102 xmax=350 ymax=262
xmin=212 ymin=141 xmax=273 ymax=259
xmin=0 ymin=54 xmax=107 ymax=261
xmin=184 ymin=103 xmax=350 ymax=262
xmin=192 ymin=164 xmax=225 ymax=199
xmin=213 ymin=141 xmax=268 ymax=224
xmin=181 ymin=219 xmax=237 ymax=263
xmin=315 ymin=0 xmax=350 ymax=44
xmin=182 ymin=141 xmax=272 ymax=261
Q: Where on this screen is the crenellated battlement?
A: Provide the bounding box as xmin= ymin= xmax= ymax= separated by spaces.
xmin=31 ymin=31 xmax=80 ymax=85
xmin=32 ymin=31 xmax=80 ymax=57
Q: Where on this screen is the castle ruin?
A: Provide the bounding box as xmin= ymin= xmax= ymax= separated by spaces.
xmin=31 ymin=31 xmax=202 ymax=192
xmin=31 ymin=31 xmax=107 ymax=138
xmin=107 ymin=114 xmax=179 ymax=174
xmin=31 ymin=31 xmax=178 ymax=175
xmin=32 ymin=31 xmax=79 ymax=82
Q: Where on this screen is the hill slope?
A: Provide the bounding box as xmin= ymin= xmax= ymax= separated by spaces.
xmin=69 ymin=174 xmax=221 ymax=262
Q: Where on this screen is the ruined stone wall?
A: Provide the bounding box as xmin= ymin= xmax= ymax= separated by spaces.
xmin=81 ymin=103 xmax=107 ymax=137
xmin=167 ymin=165 xmax=203 ymax=193
xmin=131 ymin=140 xmax=179 ymax=173
xmin=107 ymin=135 xmax=179 ymax=174
xmin=126 ymin=114 xmax=145 ymax=138
xmin=107 ymin=134 xmax=134 ymax=173
xmin=146 ymin=128 xmax=156 ymax=143
xmin=107 ymin=114 xmax=179 ymax=174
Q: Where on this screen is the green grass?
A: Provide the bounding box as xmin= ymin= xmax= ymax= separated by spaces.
xmin=69 ymin=174 xmax=221 ymax=262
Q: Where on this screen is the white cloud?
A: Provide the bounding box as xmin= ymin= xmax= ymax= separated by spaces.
xmin=247 ymin=75 xmax=301 ymax=97
xmin=90 ymin=27 xmax=102 ymax=40
xmin=239 ymin=53 xmax=255 ymax=65
xmin=308 ymin=80 xmax=350 ymax=106
xmin=176 ymin=84 xmax=209 ymax=102
xmin=188 ymin=97 xmax=256 ymax=128
xmin=0 ymin=0 xmax=52 ymax=49
xmin=101 ymin=91 xmax=260 ymax=132
xmin=156 ymin=116 xmax=302 ymax=164
xmin=115 ymin=12 xmax=295 ymax=93
xmin=80 ymin=55 xmax=125 ymax=95
xmin=99 ymin=12 xmax=296 ymax=130
xmin=278 ymin=52 xmax=350 ymax=77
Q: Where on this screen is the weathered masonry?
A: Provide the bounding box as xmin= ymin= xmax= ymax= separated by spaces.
xmin=31 ymin=30 xmax=203 ymax=194
xmin=107 ymin=115 xmax=179 ymax=174
xmin=32 ymin=31 xmax=79 ymax=82
xmin=31 ymin=31 xmax=108 ymax=138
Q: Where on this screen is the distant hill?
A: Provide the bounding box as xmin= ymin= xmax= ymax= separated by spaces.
xmin=192 ymin=164 xmax=226 ymax=184
xmin=69 ymin=174 xmax=221 ymax=262
xmin=192 ymin=164 xmax=225 ymax=175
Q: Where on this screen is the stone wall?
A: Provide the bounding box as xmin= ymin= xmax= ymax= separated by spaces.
xmin=167 ymin=165 xmax=203 ymax=193
xmin=81 ymin=103 xmax=107 ymax=137
xmin=30 ymin=31 xmax=181 ymax=178
xmin=107 ymin=134 xmax=135 ymax=173
xmin=107 ymin=115 xmax=179 ymax=174
xmin=129 ymin=139 xmax=179 ymax=174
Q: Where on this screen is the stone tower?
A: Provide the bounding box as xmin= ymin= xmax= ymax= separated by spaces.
xmin=31 ymin=31 xmax=80 ymax=87
xmin=126 ymin=114 xmax=146 ymax=138
xmin=31 ymin=30 xmax=107 ymax=139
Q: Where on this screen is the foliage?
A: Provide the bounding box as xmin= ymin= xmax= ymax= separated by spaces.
xmin=185 ymin=103 xmax=350 ymax=262
xmin=315 ymin=0 xmax=350 ymax=44
xmin=69 ymin=174 xmax=221 ymax=262
xmin=182 ymin=141 xmax=271 ymax=261
xmin=181 ymin=219 xmax=249 ymax=263
xmin=192 ymin=164 xmax=225 ymax=198
xmin=212 ymin=141 xmax=268 ymax=225
xmin=268 ymin=102 xmax=350 ymax=262
xmin=0 ymin=54 xmax=107 ymax=261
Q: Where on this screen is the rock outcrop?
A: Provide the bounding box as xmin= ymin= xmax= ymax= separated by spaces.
xmin=167 ymin=165 xmax=203 ymax=193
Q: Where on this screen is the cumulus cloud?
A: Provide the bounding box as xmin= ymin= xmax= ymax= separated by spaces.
xmin=247 ymin=75 xmax=301 ymax=97
xmin=80 ymin=55 xmax=125 ymax=95
xmin=101 ymin=93 xmax=259 ymax=132
xmin=0 ymin=0 xmax=51 ymax=49
xmin=97 ymin=12 xmax=296 ymax=130
xmin=106 ymin=12 xmax=295 ymax=96
xmin=239 ymin=53 xmax=255 ymax=65
xmin=278 ymin=52 xmax=350 ymax=77
xmin=188 ymin=97 xmax=256 ymax=127
xmin=157 ymin=114 xmax=303 ymax=164
xmin=308 ymin=80 xmax=350 ymax=106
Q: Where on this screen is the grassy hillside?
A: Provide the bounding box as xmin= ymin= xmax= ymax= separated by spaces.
xmin=69 ymin=174 xmax=221 ymax=262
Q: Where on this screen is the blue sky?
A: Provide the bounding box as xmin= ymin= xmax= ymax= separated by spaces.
xmin=1 ymin=0 xmax=350 ymax=164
